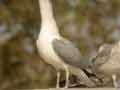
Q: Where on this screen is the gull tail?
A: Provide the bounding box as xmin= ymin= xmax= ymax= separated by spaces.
xmin=68 ymin=65 xmax=96 ymax=87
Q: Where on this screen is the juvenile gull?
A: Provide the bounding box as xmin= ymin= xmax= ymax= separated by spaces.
xmin=92 ymin=43 xmax=120 ymax=88
xmin=37 ymin=0 xmax=95 ymax=88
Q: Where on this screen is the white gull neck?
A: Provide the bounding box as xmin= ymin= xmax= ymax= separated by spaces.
xmin=39 ymin=0 xmax=59 ymax=35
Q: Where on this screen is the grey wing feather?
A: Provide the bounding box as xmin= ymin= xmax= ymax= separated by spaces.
xmin=52 ymin=39 xmax=91 ymax=69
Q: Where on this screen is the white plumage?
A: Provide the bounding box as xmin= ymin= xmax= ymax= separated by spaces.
xmin=37 ymin=0 xmax=95 ymax=88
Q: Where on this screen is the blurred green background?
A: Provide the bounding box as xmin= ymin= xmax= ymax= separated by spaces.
xmin=0 ymin=0 xmax=120 ymax=89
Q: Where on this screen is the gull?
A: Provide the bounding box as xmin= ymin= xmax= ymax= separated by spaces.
xmin=37 ymin=0 xmax=95 ymax=88
xmin=92 ymin=43 xmax=120 ymax=88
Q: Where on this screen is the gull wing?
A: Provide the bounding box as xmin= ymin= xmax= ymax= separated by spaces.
xmin=52 ymin=39 xmax=91 ymax=69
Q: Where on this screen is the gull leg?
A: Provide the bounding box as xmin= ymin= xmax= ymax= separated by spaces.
xmin=56 ymin=71 xmax=60 ymax=88
xmin=112 ymin=74 xmax=118 ymax=88
xmin=64 ymin=66 xmax=69 ymax=88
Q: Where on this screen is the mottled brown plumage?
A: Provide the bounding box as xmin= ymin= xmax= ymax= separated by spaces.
xmin=92 ymin=42 xmax=120 ymax=87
